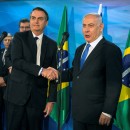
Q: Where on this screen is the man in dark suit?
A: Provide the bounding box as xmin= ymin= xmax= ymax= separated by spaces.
xmin=50 ymin=13 xmax=122 ymax=130
xmin=0 ymin=33 xmax=12 ymax=130
xmin=4 ymin=7 xmax=58 ymax=130
xmin=5 ymin=18 xmax=30 ymax=130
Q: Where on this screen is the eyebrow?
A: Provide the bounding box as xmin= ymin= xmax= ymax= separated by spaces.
xmin=31 ymin=15 xmax=46 ymax=19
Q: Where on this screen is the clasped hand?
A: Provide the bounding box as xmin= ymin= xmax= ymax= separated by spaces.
xmin=0 ymin=77 xmax=6 ymax=87
xmin=41 ymin=67 xmax=58 ymax=80
xmin=99 ymin=113 xmax=111 ymax=126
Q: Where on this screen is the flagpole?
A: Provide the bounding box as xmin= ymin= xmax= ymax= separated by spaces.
xmin=57 ymin=31 xmax=69 ymax=130
xmin=98 ymin=3 xmax=102 ymax=15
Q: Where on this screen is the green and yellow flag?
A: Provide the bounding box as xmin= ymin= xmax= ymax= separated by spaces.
xmin=114 ymin=30 xmax=130 ymax=130
xmin=50 ymin=6 xmax=69 ymax=128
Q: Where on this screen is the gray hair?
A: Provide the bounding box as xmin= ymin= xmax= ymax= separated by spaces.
xmin=7 ymin=33 xmax=12 ymax=37
xmin=83 ymin=13 xmax=102 ymax=24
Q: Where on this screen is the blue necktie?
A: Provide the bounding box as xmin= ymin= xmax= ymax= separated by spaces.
xmin=80 ymin=44 xmax=90 ymax=69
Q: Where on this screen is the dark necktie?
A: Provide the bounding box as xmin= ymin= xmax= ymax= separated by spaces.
xmin=34 ymin=37 xmax=39 ymax=41
xmin=80 ymin=44 xmax=90 ymax=69
xmin=34 ymin=37 xmax=40 ymax=65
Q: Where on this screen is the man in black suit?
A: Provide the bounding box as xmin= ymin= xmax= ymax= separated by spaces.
xmin=5 ymin=18 xmax=30 ymax=130
xmin=0 ymin=33 xmax=12 ymax=130
xmin=50 ymin=13 xmax=122 ymax=130
xmin=4 ymin=7 xmax=58 ymax=130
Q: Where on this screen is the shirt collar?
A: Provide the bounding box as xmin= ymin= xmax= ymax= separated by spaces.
xmin=32 ymin=32 xmax=43 ymax=40
xmin=86 ymin=35 xmax=103 ymax=48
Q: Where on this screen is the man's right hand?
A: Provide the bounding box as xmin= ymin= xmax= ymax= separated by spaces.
xmin=41 ymin=67 xmax=58 ymax=80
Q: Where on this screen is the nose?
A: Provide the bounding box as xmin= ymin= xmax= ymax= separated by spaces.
xmin=83 ymin=28 xmax=89 ymax=34
xmin=34 ymin=18 xmax=39 ymax=23
xmin=85 ymin=26 xmax=90 ymax=31
xmin=23 ymin=28 xmax=26 ymax=31
xmin=83 ymin=25 xmax=89 ymax=32
xmin=7 ymin=40 xmax=11 ymax=43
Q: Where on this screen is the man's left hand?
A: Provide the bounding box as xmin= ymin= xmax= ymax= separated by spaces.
xmin=43 ymin=102 xmax=54 ymax=117
xmin=0 ymin=77 xmax=6 ymax=87
xmin=99 ymin=113 xmax=111 ymax=126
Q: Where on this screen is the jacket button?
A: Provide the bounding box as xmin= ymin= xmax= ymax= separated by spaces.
xmin=77 ymin=76 xmax=79 ymax=79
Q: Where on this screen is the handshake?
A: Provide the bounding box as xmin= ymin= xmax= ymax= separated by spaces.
xmin=41 ymin=67 xmax=58 ymax=81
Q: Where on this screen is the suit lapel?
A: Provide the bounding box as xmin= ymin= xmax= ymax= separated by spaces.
xmin=28 ymin=32 xmax=47 ymax=65
xmin=40 ymin=35 xmax=47 ymax=66
xmin=1 ymin=49 xmax=4 ymax=57
xmin=77 ymin=44 xmax=85 ymax=71
xmin=28 ymin=31 xmax=37 ymax=63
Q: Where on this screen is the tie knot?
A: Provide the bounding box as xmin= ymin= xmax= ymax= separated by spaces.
xmin=86 ymin=44 xmax=90 ymax=48
xmin=34 ymin=37 xmax=39 ymax=41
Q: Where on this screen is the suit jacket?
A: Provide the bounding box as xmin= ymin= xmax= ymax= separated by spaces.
xmin=0 ymin=49 xmax=5 ymax=77
xmin=4 ymin=31 xmax=57 ymax=109
xmin=0 ymin=48 xmax=8 ymax=104
xmin=0 ymin=49 xmax=8 ymax=78
xmin=63 ymin=38 xmax=122 ymax=124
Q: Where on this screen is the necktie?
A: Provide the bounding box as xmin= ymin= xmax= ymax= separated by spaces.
xmin=34 ymin=37 xmax=39 ymax=41
xmin=34 ymin=37 xmax=41 ymax=65
xmin=80 ymin=44 xmax=90 ymax=69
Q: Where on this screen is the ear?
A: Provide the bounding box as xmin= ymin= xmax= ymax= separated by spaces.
xmin=45 ymin=21 xmax=48 ymax=26
xmin=100 ymin=23 xmax=104 ymax=32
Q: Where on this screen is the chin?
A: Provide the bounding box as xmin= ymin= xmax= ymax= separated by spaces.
xmin=33 ymin=29 xmax=39 ymax=32
xmin=85 ymin=39 xmax=90 ymax=43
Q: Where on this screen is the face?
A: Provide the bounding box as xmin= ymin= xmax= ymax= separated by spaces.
xmin=30 ymin=10 xmax=48 ymax=35
xmin=19 ymin=22 xmax=30 ymax=32
xmin=82 ymin=15 xmax=104 ymax=43
xmin=3 ymin=36 xmax=12 ymax=49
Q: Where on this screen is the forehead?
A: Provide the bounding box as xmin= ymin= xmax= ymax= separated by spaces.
xmin=4 ymin=36 xmax=12 ymax=40
xmin=31 ymin=10 xmax=46 ymax=17
xmin=20 ymin=22 xmax=29 ymax=26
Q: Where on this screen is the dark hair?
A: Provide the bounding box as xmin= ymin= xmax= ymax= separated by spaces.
xmin=31 ymin=7 xmax=49 ymax=21
xmin=19 ymin=18 xmax=30 ymax=27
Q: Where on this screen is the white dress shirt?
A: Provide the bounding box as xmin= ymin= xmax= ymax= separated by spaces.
xmin=32 ymin=33 xmax=43 ymax=66
xmin=81 ymin=35 xmax=103 ymax=60
xmin=32 ymin=32 xmax=43 ymax=75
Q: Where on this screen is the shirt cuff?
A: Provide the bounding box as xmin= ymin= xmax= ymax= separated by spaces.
xmin=102 ymin=112 xmax=112 ymax=118
xmin=38 ymin=67 xmax=43 ymax=76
